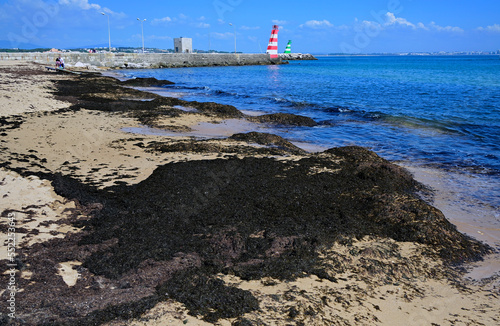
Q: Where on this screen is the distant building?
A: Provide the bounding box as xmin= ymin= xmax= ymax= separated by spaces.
xmin=174 ymin=37 xmax=192 ymax=53
xmin=497 ymin=49 xmax=500 ymax=54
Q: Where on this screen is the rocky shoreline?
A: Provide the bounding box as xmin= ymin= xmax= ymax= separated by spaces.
xmin=0 ymin=61 xmax=498 ymax=325
xmin=279 ymin=53 xmax=318 ymax=60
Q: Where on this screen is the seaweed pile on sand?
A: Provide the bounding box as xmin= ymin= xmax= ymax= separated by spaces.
xmin=51 ymin=74 xmax=317 ymax=130
xmin=0 ymin=72 xmax=493 ymax=325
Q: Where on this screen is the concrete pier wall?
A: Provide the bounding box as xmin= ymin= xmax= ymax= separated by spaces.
xmin=0 ymin=52 xmax=282 ymax=68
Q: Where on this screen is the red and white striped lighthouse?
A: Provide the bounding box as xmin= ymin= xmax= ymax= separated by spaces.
xmin=266 ymin=25 xmax=279 ymax=59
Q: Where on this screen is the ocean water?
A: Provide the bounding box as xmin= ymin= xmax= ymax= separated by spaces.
xmin=120 ymin=55 xmax=500 ymax=247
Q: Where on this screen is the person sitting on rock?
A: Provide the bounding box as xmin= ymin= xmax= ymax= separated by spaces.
xmin=56 ymin=56 xmax=65 ymax=69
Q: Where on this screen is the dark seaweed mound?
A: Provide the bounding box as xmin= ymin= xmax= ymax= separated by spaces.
xmin=230 ymin=131 xmax=305 ymax=154
xmin=248 ymin=113 xmax=318 ymax=127
xmin=52 ymin=76 xmax=244 ymax=120
xmin=79 ymin=148 xmax=487 ymax=279
xmin=120 ymin=77 xmax=174 ymax=87
xmin=157 ymin=271 xmax=259 ymax=323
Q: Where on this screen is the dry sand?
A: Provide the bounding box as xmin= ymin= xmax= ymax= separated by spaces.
xmin=0 ymin=168 xmax=81 ymax=255
xmin=1 ymin=60 xmax=499 ymax=325
xmin=0 ymin=60 xmax=71 ymax=117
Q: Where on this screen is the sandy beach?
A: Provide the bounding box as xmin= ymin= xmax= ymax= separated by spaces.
xmin=0 ymin=60 xmax=498 ymax=325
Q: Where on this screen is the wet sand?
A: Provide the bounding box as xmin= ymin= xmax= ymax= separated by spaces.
xmin=405 ymin=165 xmax=500 ymax=283
xmin=0 ymin=61 xmax=499 ymax=325
xmin=405 ymin=166 xmax=500 ymax=249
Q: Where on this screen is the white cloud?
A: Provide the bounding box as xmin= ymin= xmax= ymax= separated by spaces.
xmin=152 ymin=13 xmax=193 ymax=26
xmin=148 ymin=35 xmax=173 ymax=41
xmin=240 ymin=25 xmax=260 ymax=30
xmin=359 ymin=12 xmax=463 ymax=33
xmin=336 ymin=24 xmax=351 ymax=31
xmin=477 ymin=24 xmax=500 ymax=32
xmin=58 ymin=0 xmax=100 ymax=11
xmin=272 ymin=20 xmax=288 ymax=25
xmin=360 ymin=20 xmax=381 ymax=30
xmin=212 ymin=32 xmax=233 ymax=40
xmin=195 ymin=22 xmax=210 ymax=28
xmin=428 ymin=22 xmax=464 ymax=33
xmin=385 ymin=12 xmax=415 ymax=28
xmin=58 ymin=0 xmax=123 ymax=16
xmin=151 ymin=16 xmax=173 ymax=25
xmin=416 ymin=22 xmax=428 ymax=30
xmin=300 ymin=20 xmax=334 ymax=29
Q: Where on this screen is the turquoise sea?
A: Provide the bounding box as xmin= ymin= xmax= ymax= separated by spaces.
xmin=120 ymin=55 xmax=500 ymax=247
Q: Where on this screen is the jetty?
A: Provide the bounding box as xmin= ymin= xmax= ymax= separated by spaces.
xmin=0 ymin=52 xmax=290 ymax=69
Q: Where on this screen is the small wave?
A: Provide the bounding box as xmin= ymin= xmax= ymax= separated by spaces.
xmin=269 ymin=97 xmax=322 ymax=109
xmin=373 ymin=114 xmax=461 ymax=134
xmin=364 ymin=112 xmax=385 ymax=120
xmin=213 ymin=89 xmax=237 ymax=96
xmin=458 ymin=124 xmax=500 ymax=141
xmin=291 ymin=101 xmax=320 ymax=109
xmin=210 ymin=89 xmax=251 ymax=100
xmin=270 ymin=97 xmax=361 ymax=115
xmin=318 ymin=120 xmax=341 ymax=126
xmin=272 ymin=97 xmax=289 ymax=104
xmin=324 ymin=106 xmax=355 ymax=113
xmin=163 ymin=85 xmax=209 ymax=91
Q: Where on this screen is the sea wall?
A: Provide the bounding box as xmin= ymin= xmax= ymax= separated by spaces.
xmin=0 ymin=52 xmax=285 ymax=69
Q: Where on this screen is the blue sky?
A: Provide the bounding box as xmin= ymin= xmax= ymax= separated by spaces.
xmin=1 ymin=0 xmax=499 ymax=53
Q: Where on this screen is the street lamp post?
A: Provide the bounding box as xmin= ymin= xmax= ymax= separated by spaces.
xmin=137 ymin=18 xmax=146 ymax=53
xmin=229 ymin=23 xmax=236 ymax=54
xmin=101 ymin=12 xmax=111 ymax=52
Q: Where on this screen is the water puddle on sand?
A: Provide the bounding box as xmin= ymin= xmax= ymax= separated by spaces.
xmin=404 ymin=165 xmax=500 ymax=281
xmin=291 ymin=141 xmax=329 ymax=153
xmin=123 ymin=122 xmax=329 ymax=153
xmin=122 ymin=119 xmax=268 ymax=139
xmin=101 ymin=71 xmax=129 ymax=81
xmin=173 ymin=105 xmax=197 ymax=112
xmin=131 ymin=86 xmax=188 ymax=98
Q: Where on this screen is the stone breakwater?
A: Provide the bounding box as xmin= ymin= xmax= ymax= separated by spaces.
xmin=0 ymin=52 xmax=312 ymax=69
xmin=279 ymin=53 xmax=318 ymax=60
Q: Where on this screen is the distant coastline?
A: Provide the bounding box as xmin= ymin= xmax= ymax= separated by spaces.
xmin=1 ymin=46 xmax=498 ymax=57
